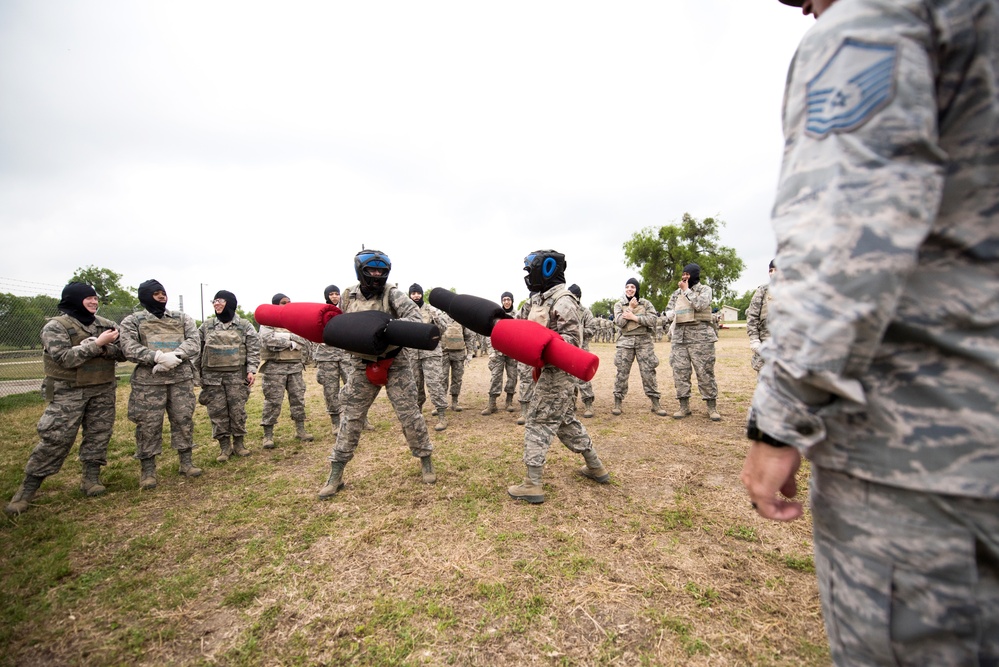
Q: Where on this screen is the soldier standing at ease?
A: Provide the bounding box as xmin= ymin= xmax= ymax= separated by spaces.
xmin=508 ymin=250 xmax=610 ymax=504
xmin=5 ymin=283 xmax=125 ymax=515
xmin=319 ymin=249 xmax=437 ymax=498
xmin=198 ymin=290 xmax=260 ymax=462
xmin=663 ymin=264 xmax=720 ymax=421
xmin=407 ymin=283 xmax=449 ymax=431
xmin=482 ymin=291 xmax=519 ymax=416
xmin=612 ymin=278 xmax=668 ymax=416
xmin=314 ymin=284 xmax=351 ymax=436
xmin=119 ymin=279 xmax=203 ymax=488
xmin=440 ymin=311 xmax=475 ymax=413
xmin=746 ymin=260 xmax=776 ymax=373
xmin=259 ymin=293 xmax=314 ymax=448
xmin=743 ymin=0 xmax=999 ymax=663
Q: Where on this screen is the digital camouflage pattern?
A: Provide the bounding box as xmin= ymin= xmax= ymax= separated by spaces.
xmin=198 ymin=315 xmax=260 ymax=440
xmin=410 ymin=302 xmax=448 ymax=412
xmin=330 ymin=283 xmax=434 ymax=462
xmin=315 ymin=342 xmax=351 ymax=417
xmin=522 ymin=285 xmax=596 ymax=466
xmin=664 ymin=283 xmax=717 ymax=400
xmin=22 ymin=315 xmax=124 ymax=477
xmin=258 ymin=325 xmax=311 ymax=426
xmin=575 ymin=303 xmax=598 ymax=403
xmin=441 ymin=315 xmax=475 ymax=400
xmin=753 ymin=0 xmax=999 ymax=662
xmin=612 ymin=295 xmax=661 ymax=400
xmin=746 ymin=283 xmax=771 ymax=372
xmin=119 ymin=309 xmax=200 ymax=457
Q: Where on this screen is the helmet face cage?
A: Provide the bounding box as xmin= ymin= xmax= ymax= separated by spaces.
xmin=523 ymin=250 xmax=565 ymax=293
xmin=355 ymin=250 xmax=391 ymax=292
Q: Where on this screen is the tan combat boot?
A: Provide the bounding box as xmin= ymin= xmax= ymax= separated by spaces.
xmin=582 ymin=399 xmax=594 ymax=418
xmin=650 ymin=397 xmax=668 ymax=417
xmin=481 ymin=396 xmax=497 ymax=416
xmin=504 ymin=392 xmax=516 ymax=412
xmin=451 ymin=396 xmax=462 ymax=413
xmin=706 ymin=399 xmax=722 ymax=422
xmin=420 ymin=456 xmax=437 ymax=484
xmin=232 ymin=435 xmax=251 ymax=457
xmin=508 ymin=465 xmax=545 ymax=504
xmin=673 ymin=398 xmax=692 ymax=420
xmin=80 ymin=463 xmax=106 ymax=496
xmin=178 ymin=449 xmax=203 ymax=477
xmin=5 ymin=474 xmax=44 ymax=515
xmin=216 ymin=436 xmax=232 ymax=463
xmin=434 ymin=407 xmax=448 ymax=432
xmin=516 ymin=402 xmax=529 ymax=426
xmin=139 ymin=457 xmax=158 ymax=490
xmin=295 ymin=421 xmax=314 ymax=442
xmin=579 ymin=450 xmax=610 ymax=484
xmin=612 ymin=397 xmax=623 ymax=416
xmin=318 ymin=461 xmax=346 ymax=499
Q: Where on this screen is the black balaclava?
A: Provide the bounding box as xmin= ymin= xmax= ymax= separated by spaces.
xmin=324 ymin=284 xmax=340 ymax=305
xmin=769 ymin=258 xmax=776 ymax=271
xmin=58 ymin=282 xmax=98 ymax=326
xmin=409 ymin=283 xmax=424 ymax=308
xmin=568 ymin=284 xmax=581 ymax=300
xmin=138 ymin=279 xmax=167 ymax=318
xmin=272 ymin=293 xmax=289 ymax=305
xmin=214 ymin=290 xmax=237 ymax=323
xmin=500 ymin=291 xmax=515 ymax=314
xmin=683 ymin=263 xmax=701 ymax=287
xmin=625 ymin=278 xmax=641 ymax=301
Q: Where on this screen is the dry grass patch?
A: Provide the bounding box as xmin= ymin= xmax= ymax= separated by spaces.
xmin=0 ymin=330 xmax=827 ymax=666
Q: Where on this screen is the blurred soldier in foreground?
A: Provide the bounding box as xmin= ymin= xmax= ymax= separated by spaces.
xmin=259 ymin=293 xmax=314 ymax=448
xmin=508 ymin=250 xmax=610 ymax=504
xmin=746 ymin=260 xmax=776 ymax=373
xmin=743 ymin=0 xmax=999 ymax=664
xmin=120 ymin=279 xmax=202 ymax=488
xmin=6 ymin=283 xmax=125 ymax=515
xmin=198 ymin=290 xmax=259 ymax=461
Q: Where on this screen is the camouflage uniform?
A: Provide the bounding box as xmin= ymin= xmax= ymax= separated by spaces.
xmin=315 ymin=341 xmax=350 ymax=419
xmin=522 ymin=286 xmax=598 ymax=466
xmin=612 ymin=295 xmax=662 ymax=401
xmin=750 ymin=1 xmax=999 ymax=662
xmin=119 ymin=309 xmax=201 ymax=459
xmin=330 ymin=284 xmax=433 ymax=463
xmin=575 ymin=303 xmax=598 ymax=407
xmin=258 ymin=325 xmax=311 ymax=427
xmin=22 ymin=315 xmax=124 ymax=478
xmin=409 ymin=301 xmax=448 ymax=414
xmin=745 ymin=282 xmax=771 ymax=372
xmin=440 ymin=315 xmax=475 ymax=407
xmin=515 ymin=298 xmax=536 ymax=423
xmin=198 ymin=314 xmax=260 ymax=440
xmin=664 ymin=282 xmax=717 ymax=401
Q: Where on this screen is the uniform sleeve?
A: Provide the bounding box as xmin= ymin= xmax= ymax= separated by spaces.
xmin=688 ymin=286 xmax=712 ymax=313
xmin=243 ymin=321 xmax=261 ymax=373
xmin=747 ymin=287 xmax=765 ymax=344
xmin=553 ymin=296 xmax=582 ymax=347
xmin=751 ymin=5 xmax=945 ymax=448
xmin=177 ymin=314 xmax=201 ymax=360
xmin=41 ymin=320 xmax=100 ymax=369
xmin=118 ymin=315 xmax=157 ymax=366
xmin=612 ymin=299 xmax=626 ymax=327
xmin=635 ymin=299 xmax=659 ymax=327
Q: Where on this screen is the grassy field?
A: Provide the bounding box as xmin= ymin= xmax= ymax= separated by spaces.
xmin=0 ymin=330 xmax=827 ymax=666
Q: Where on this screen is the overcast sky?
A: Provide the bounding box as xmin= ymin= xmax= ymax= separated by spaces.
xmin=0 ymin=1 xmax=811 ymax=318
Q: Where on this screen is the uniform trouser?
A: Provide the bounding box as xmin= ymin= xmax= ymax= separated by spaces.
xmin=811 ymin=466 xmax=999 ymax=666
xmin=24 ymin=380 xmax=116 ymax=477
xmin=316 ymin=362 xmax=348 ymax=415
xmin=260 ymin=370 xmax=307 ymax=425
xmin=128 ymin=380 xmax=196 ymax=459
xmin=442 ymin=351 xmax=466 ymax=398
xmin=330 ymin=358 xmax=433 ymax=463
xmin=669 ymin=341 xmax=717 ymax=400
xmin=613 ymin=336 xmax=660 ymax=400
xmin=523 ymin=366 xmax=593 ymax=467
xmin=517 ymin=362 xmax=535 ymax=405
xmin=576 ymin=379 xmax=594 ymax=402
xmin=488 ymin=353 xmax=518 ymax=398
xmin=198 ymin=380 xmax=250 ymax=439
xmin=411 ymin=353 xmax=447 ymax=411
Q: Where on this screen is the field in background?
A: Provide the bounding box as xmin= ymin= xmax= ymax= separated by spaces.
xmin=0 ymin=330 xmax=827 ymax=666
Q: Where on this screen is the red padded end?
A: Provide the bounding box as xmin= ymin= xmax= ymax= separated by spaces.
xmin=490 ymin=319 xmax=553 ymax=368
xmin=253 ymin=303 xmax=340 ymax=343
xmin=541 ymin=336 xmax=600 ymax=382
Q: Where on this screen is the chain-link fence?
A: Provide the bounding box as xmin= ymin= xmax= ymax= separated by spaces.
xmin=0 ymin=302 xmax=141 ymax=398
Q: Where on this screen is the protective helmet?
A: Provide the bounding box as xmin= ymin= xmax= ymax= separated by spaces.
xmin=777 ymin=0 xmax=803 ymax=6
xmin=523 ymin=249 xmax=566 ymax=293
xmin=354 ymin=249 xmax=391 ymax=293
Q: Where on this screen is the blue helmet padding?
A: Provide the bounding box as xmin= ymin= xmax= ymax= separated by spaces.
xmin=542 ymin=257 xmax=557 ymax=277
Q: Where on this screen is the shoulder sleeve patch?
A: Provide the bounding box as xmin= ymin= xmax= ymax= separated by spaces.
xmin=806 ymin=38 xmax=897 ymax=139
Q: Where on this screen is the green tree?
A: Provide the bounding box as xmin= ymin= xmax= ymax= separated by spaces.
xmin=69 ymin=265 xmax=138 ymax=310
xmin=0 ymin=293 xmax=57 ymax=348
xmin=731 ymin=289 xmax=757 ymax=320
xmin=236 ymin=306 xmax=257 ymax=329
xmin=589 ymin=298 xmax=617 ymax=318
xmin=622 ymin=213 xmax=746 ymax=310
